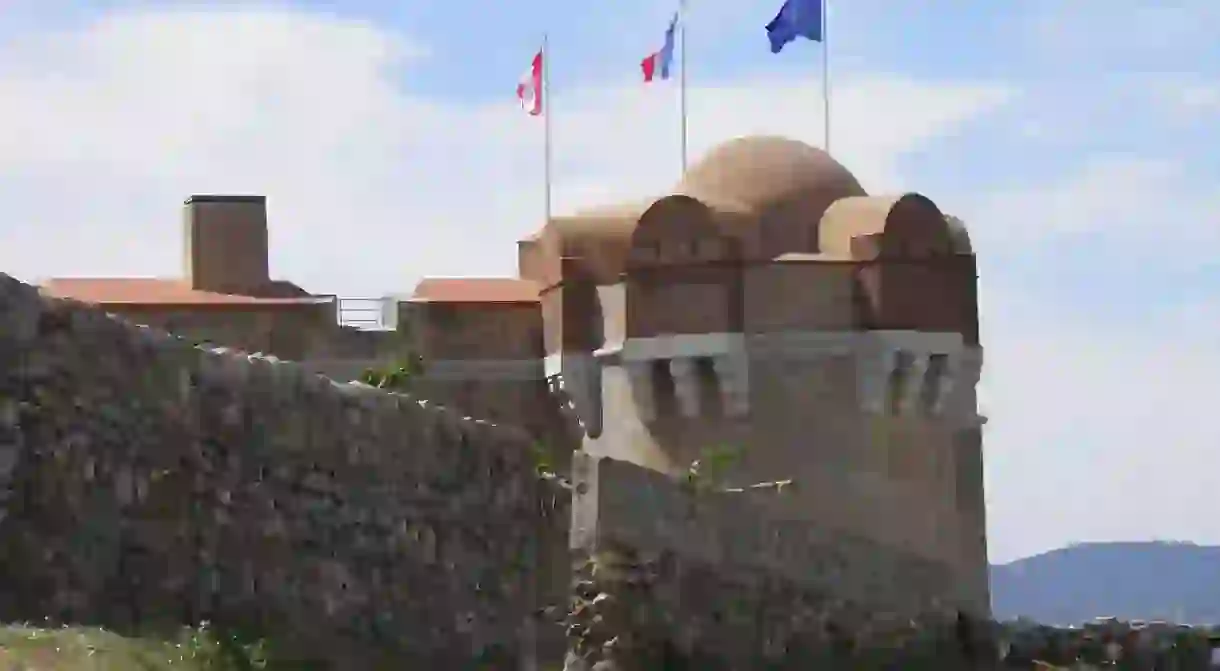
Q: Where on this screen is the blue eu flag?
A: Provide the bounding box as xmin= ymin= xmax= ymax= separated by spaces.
xmin=765 ymin=0 xmax=823 ymax=54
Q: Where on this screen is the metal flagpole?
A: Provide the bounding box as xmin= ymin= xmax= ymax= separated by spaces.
xmin=541 ymin=33 xmax=556 ymax=225
xmin=679 ymin=0 xmax=689 ymax=174
xmin=542 ymin=33 xmax=553 ymax=225
xmin=821 ymin=0 xmax=830 ymax=154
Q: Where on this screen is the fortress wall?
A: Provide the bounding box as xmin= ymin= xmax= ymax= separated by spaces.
xmin=0 ymin=272 xmax=570 ymax=668
xmin=0 ymin=268 xmax=994 ymax=669
xmin=564 ymin=453 xmax=974 ymax=669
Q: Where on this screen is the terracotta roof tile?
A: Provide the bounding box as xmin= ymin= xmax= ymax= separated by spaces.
xmin=411 ymin=278 xmax=540 ymax=304
xmin=40 ymin=278 xmax=332 ymax=306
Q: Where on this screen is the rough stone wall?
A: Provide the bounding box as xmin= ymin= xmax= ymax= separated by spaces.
xmin=98 ymin=308 xmax=280 ymax=357
xmin=0 ymin=273 xmax=570 ymax=668
xmin=558 ymin=457 xmax=1220 ymax=670
xmin=295 ymin=323 xmax=414 ymax=384
xmin=10 ymin=270 xmax=1208 ymax=669
xmin=564 ymin=453 xmax=978 ymax=670
xmin=566 ymin=547 xmax=981 ymax=670
xmin=102 ymin=305 xmax=341 ymax=362
xmin=99 ymin=303 xmax=414 ymax=381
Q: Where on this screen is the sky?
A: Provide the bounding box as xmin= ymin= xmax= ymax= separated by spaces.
xmin=0 ymin=0 xmax=1217 ymax=563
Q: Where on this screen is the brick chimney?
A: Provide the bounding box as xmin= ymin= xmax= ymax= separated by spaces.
xmin=182 ymin=195 xmax=270 ymax=294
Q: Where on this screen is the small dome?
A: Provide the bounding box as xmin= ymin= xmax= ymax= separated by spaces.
xmin=677 ymin=136 xmax=866 ymax=210
xmin=525 ymin=136 xmax=874 ymax=280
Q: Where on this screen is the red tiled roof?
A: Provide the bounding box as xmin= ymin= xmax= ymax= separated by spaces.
xmin=40 ymin=278 xmax=332 ymax=307
xmin=410 ymin=278 xmax=540 ymax=304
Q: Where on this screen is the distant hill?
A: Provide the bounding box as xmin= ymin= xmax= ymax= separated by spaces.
xmin=990 ymin=541 xmax=1220 ymax=625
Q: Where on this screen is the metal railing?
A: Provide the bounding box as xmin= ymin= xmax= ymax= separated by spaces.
xmin=337 ymin=297 xmax=398 ymax=331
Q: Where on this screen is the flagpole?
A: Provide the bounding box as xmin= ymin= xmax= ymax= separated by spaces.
xmin=821 ymin=0 xmax=830 ymax=154
xmin=543 ymin=33 xmax=553 ymax=225
xmin=679 ymin=0 xmax=689 ymax=175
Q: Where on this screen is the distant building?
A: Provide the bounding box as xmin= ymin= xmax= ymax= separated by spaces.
xmin=40 ymin=195 xmax=409 ymax=374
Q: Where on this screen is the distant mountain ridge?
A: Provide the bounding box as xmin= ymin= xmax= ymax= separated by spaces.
xmin=990 ymin=541 xmax=1220 ymax=625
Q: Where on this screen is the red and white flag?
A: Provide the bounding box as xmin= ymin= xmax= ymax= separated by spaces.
xmin=517 ymin=49 xmax=543 ymax=116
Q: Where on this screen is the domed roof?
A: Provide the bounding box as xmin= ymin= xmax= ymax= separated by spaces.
xmin=677 ymin=136 xmax=866 ymax=210
xmin=520 ymin=135 xmax=877 ymax=282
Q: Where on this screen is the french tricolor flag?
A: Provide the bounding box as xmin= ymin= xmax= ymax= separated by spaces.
xmin=641 ymin=14 xmax=677 ymax=83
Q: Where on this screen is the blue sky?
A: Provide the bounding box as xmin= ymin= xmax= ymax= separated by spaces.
xmin=0 ymin=0 xmax=1217 ymax=563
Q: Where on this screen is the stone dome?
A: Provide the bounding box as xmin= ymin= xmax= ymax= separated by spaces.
xmin=522 ymin=136 xmax=875 ymax=281
xmin=676 ymin=135 xmax=866 ymax=211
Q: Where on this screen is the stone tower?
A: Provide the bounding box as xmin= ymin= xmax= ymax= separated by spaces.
xmin=409 ymin=136 xmax=989 ymax=614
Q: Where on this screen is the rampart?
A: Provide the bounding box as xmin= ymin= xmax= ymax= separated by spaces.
xmin=562 ymin=453 xmax=973 ymax=669
xmin=0 ymin=272 xmax=570 ymax=668
xmin=10 ymin=270 xmax=1210 ymax=669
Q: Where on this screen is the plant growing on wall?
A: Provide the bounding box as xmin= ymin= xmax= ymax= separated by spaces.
xmin=359 ymin=354 xmax=424 ymax=392
xmin=683 ymin=444 xmax=744 ymax=493
xmin=178 ymin=621 xmax=270 ymax=670
xmin=683 ymin=444 xmax=794 ymax=495
xmin=529 ymin=442 xmax=575 ymax=492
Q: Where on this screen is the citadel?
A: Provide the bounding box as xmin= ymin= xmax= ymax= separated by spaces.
xmin=33 ymin=135 xmax=991 ymax=660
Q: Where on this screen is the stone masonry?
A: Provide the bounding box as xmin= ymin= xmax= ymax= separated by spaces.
xmin=0 ymin=272 xmax=570 ymax=668
xmin=10 ymin=270 xmax=1215 ymax=670
xmin=562 ymin=452 xmax=976 ymax=670
xmin=0 ymin=268 xmax=980 ymax=669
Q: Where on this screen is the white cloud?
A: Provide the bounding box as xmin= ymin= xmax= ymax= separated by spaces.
xmin=972 ymin=155 xmax=1220 ymax=561
xmin=1172 ymin=83 xmax=1220 ymax=116
xmin=961 ymin=155 xmax=1220 ymax=266
xmin=0 ymin=7 xmax=1009 ymax=296
xmin=5 ymin=5 xmax=1217 ymax=564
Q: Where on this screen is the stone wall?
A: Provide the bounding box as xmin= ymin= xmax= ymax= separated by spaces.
xmin=562 ymin=455 xmax=1220 ymax=669
xmin=0 ymin=273 xmax=570 ymax=668
xmin=7 ymin=272 xmax=1215 ymax=669
xmin=563 ymin=453 xmax=980 ymax=670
